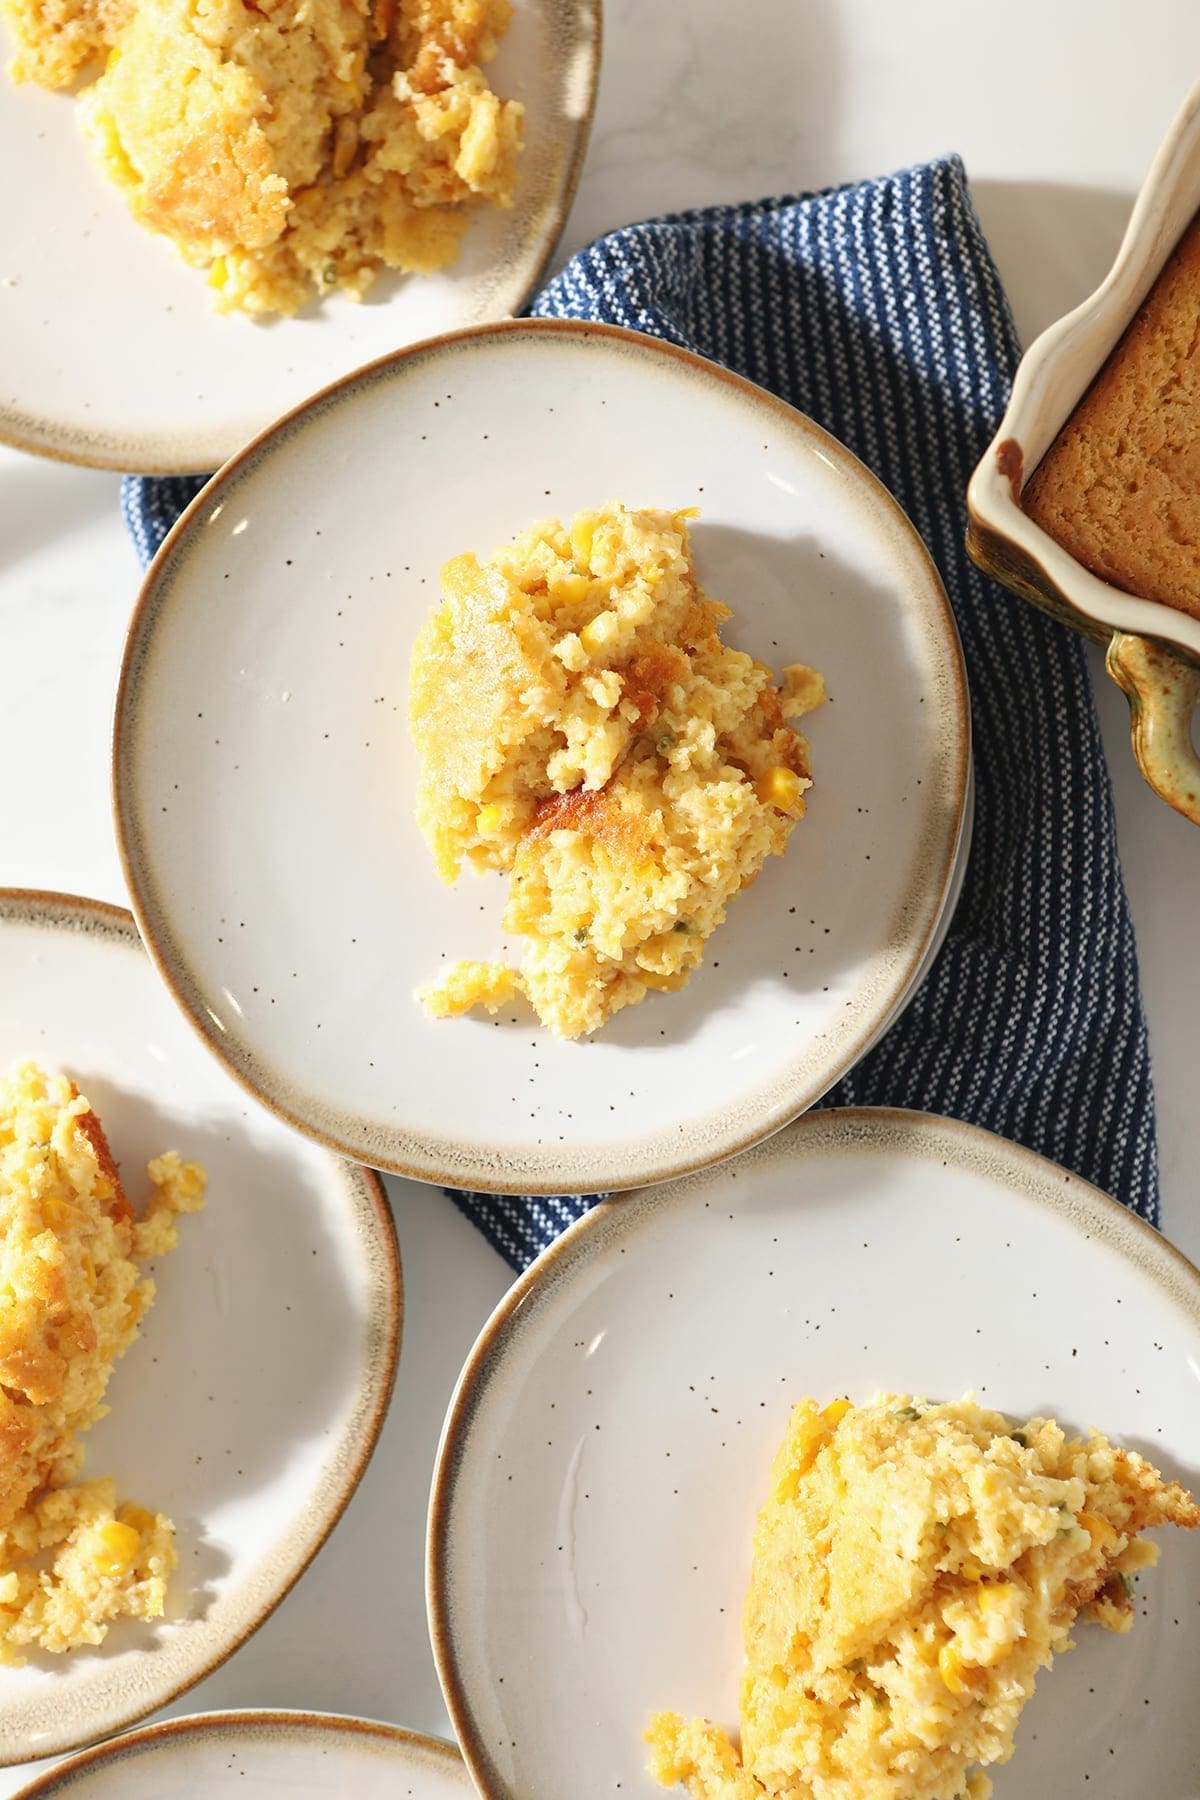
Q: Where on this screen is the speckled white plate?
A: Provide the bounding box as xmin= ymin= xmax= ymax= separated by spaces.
xmin=428 ymin=1109 xmax=1200 ymax=1800
xmin=0 ymin=892 xmax=400 ymax=1766
xmin=114 ymin=319 xmax=969 ymax=1195
xmin=11 ymin=1711 xmax=470 ymax=1799
xmin=0 ymin=1 xmax=598 ymax=472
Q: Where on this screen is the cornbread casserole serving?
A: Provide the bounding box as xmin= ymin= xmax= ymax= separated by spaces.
xmin=0 ymin=1060 xmax=205 ymax=1661
xmin=0 ymin=0 xmax=524 ymax=316
xmin=648 ymin=1393 xmax=1199 ymax=1800
xmin=410 ymin=502 xmax=825 ymax=1039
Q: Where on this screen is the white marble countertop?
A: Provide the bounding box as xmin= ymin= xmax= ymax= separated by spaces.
xmin=3 ymin=1 xmax=1200 ymax=1788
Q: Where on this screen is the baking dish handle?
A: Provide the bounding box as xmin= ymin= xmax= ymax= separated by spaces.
xmin=1105 ymin=631 xmax=1200 ymax=827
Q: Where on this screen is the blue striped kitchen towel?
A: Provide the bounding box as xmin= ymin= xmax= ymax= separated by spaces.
xmin=122 ymin=154 xmax=1159 ymax=1270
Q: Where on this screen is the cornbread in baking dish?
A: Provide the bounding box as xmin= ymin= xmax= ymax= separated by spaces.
xmin=647 ymin=1393 xmax=1199 ymax=1800
xmin=1 ymin=0 xmax=524 ymax=316
xmin=410 ymin=502 xmax=825 ymax=1039
xmin=0 ymin=1060 xmax=205 ymax=1661
xmin=1022 ymin=211 xmax=1200 ymax=622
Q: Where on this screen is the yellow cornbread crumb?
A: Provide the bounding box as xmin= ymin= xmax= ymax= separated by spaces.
xmin=417 ymin=958 xmax=519 ymax=1017
xmin=0 ymin=1060 xmax=205 ymax=1663
xmin=410 ymin=501 xmax=824 ymax=1039
xmin=1 ymin=0 xmax=524 ymax=316
xmin=647 ymin=1393 xmax=1200 ymax=1800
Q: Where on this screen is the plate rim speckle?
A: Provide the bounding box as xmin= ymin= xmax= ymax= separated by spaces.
xmin=112 ymin=316 xmax=971 ymax=1195
xmin=0 ymin=0 xmax=602 ymax=474
xmin=9 ymin=1708 xmax=469 ymax=1797
xmin=425 ymin=1104 xmax=1200 ymax=1800
xmin=0 ymin=889 xmax=403 ymax=1765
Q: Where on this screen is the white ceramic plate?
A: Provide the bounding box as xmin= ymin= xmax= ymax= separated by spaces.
xmin=0 ymin=892 xmax=400 ymax=1766
xmin=428 ymin=1109 xmax=1200 ymax=1800
xmin=114 ymin=320 xmax=969 ymax=1195
xmin=11 ymin=1711 xmax=470 ymax=1799
xmin=0 ymin=1 xmax=599 ymax=472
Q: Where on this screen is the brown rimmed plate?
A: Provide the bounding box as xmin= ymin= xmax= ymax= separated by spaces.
xmin=113 ymin=318 xmax=970 ymax=1195
xmin=0 ymin=0 xmax=600 ymax=472
xmin=427 ymin=1107 xmax=1200 ymax=1800
xmin=11 ymin=1711 xmax=468 ymax=1797
xmin=0 ymin=892 xmax=400 ymax=1766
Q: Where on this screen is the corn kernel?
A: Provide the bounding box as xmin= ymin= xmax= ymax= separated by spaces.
xmin=42 ymin=1197 xmax=82 ymax=1228
xmin=96 ymin=115 xmax=139 ymax=186
xmin=93 ymin=1520 xmax=141 ymax=1577
xmin=117 ymin=1504 xmax=157 ymax=1536
xmin=1078 ymin=1510 xmax=1118 ymax=1550
xmin=938 ymin=1645 xmax=966 ymax=1694
xmin=773 ymin=1403 xmax=827 ymax=1499
xmin=977 ymin=1582 xmax=1015 ymax=1613
xmin=208 ymin=256 xmax=228 ymax=291
xmin=959 ymin=1559 xmax=984 ymax=1582
xmin=476 ymin=803 xmax=507 ymax=837
xmin=580 ymin=611 xmax=617 ymax=657
xmin=822 ymin=1399 xmax=852 ymax=1428
xmin=641 ymin=970 xmax=690 ymax=993
xmin=756 ymin=766 xmax=803 ymax=810
xmin=570 ymin=517 xmax=595 ymax=570
xmin=550 ymin=571 xmax=591 ymax=604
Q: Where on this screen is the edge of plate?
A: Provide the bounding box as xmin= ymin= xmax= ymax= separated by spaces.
xmin=0 ymin=889 xmax=403 ymax=1766
xmin=9 ymin=1710 xmax=467 ymax=1796
xmin=0 ymin=0 xmax=603 ymax=474
xmin=425 ymin=1105 xmax=1200 ymax=1800
xmin=112 ymin=316 xmax=970 ymax=1194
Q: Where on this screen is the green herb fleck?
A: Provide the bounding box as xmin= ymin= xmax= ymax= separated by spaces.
xmin=895 ymin=1404 xmax=922 ymax=1422
xmin=1119 ymin=1572 xmax=1135 ymax=1600
xmin=573 ymin=927 xmax=589 ymax=944
xmin=673 ymin=919 xmax=694 ymax=933
xmin=1010 ymin=1430 xmax=1027 ymax=1447
xmin=656 ymin=729 xmax=677 ymax=752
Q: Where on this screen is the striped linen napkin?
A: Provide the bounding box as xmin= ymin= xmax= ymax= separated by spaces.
xmin=121 ymin=155 xmax=1158 ymax=1269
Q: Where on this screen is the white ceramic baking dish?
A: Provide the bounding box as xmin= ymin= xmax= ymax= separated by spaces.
xmin=967 ymin=76 xmax=1200 ymax=825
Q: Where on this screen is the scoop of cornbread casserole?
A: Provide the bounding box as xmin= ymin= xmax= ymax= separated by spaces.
xmin=410 ymin=502 xmax=825 ymax=1039
xmin=0 ymin=1060 xmax=205 ymax=1661
xmin=647 ymin=1393 xmax=1199 ymax=1800
xmin=1 ymin=0 xmax=523 ymax=315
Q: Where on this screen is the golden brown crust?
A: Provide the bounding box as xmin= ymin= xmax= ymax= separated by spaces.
xmin=73 ymin=1098 xmax=134 ymax=1227
xmin=623 ymin=642 xmax=689 ymax=728
xmin=1022 ymin=211 xmax=1200 ymax=621
xmin=526 ymin=780 xmax=649 ymax=860
xmin=0 ymin=1396 xmax=38 ymax=1525
xmin=1110 ymin=1445 xmax=1200 ymax=1530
